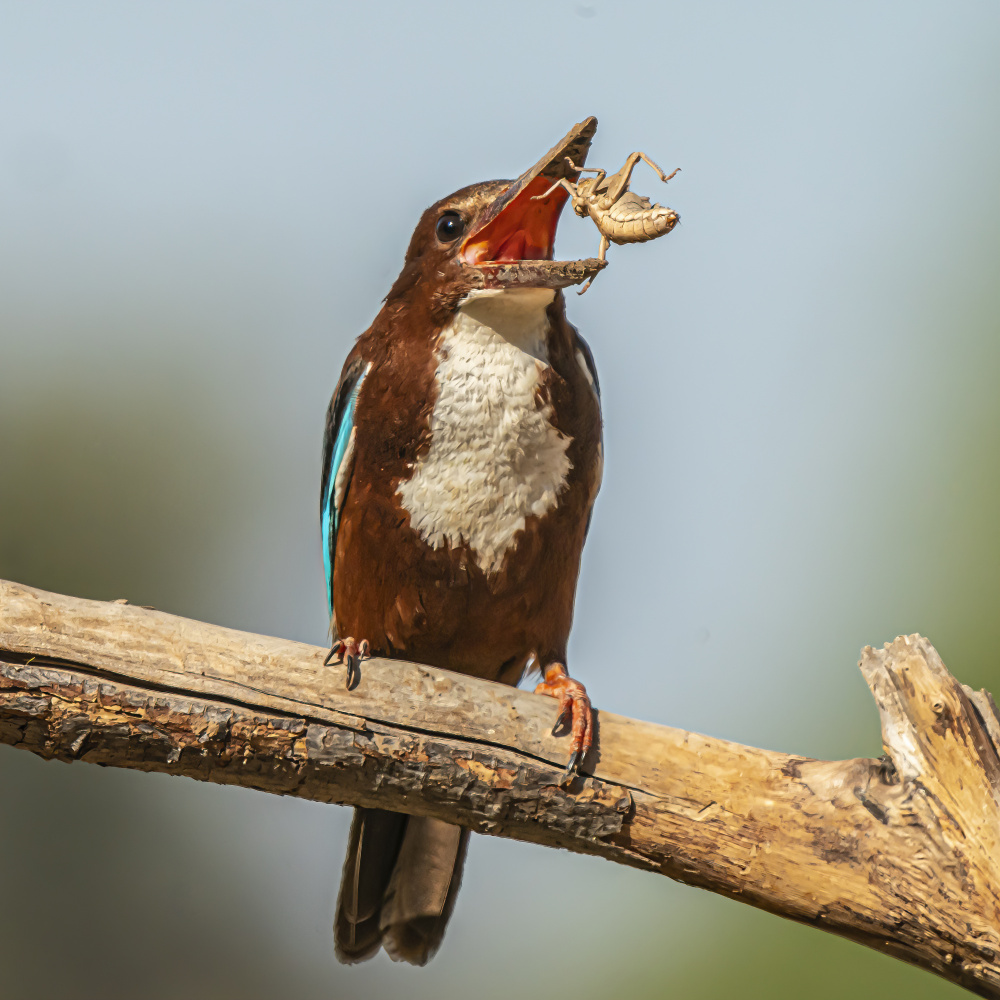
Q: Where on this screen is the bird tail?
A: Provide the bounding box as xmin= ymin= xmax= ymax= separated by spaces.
xmin=334 ymin=807 xmax=469 ymax=966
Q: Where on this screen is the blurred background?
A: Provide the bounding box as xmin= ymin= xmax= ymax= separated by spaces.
xmin=1 ymin=2 xmax=998 ymax=997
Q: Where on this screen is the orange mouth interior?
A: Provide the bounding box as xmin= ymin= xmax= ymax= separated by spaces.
xmin=461 ymin=176 xmax=569 ymax=265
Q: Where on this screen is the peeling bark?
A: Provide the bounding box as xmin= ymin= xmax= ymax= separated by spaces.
xmin=1 ymin=580 xmax=998 ymax=996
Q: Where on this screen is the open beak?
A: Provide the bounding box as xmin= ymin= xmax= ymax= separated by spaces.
xmin=461 ymin=117 xmax=607 ymax=291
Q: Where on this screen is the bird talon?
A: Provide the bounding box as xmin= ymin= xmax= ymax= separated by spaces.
xmin=534 ymin=663 xmax=593 ymax=777
xmin=325 ymin=637 xmax=370 ymax=690
xmin=551 ymin=704 xmax=571 ymax=736
xmin=561 ymin=749 xmax=582 ymax=784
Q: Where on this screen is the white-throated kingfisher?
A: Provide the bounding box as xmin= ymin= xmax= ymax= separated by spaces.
xmin=322 ymin=118 xmax=605 ymax=965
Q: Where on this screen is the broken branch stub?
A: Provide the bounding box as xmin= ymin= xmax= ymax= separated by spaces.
xmin=857 ymin=636 xmax=1000 ymax=986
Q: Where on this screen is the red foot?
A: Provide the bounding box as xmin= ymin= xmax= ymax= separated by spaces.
xmin=324 ymin=637 xmax=370 ymax=689
xmin=534 ymin=663 xmax=593 ymax=780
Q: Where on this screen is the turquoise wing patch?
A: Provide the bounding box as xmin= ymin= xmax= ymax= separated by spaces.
xmin=321 ymin=364 xmax=368 ymax=617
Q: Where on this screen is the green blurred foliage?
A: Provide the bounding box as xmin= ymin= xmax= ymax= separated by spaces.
xmin=0 ymin=368 xmax=239 ymax=612
xmin=670 ymin=900 xmax=967 ymax=1000
xmin=868 ymin=250 xmax=1000 ymax=693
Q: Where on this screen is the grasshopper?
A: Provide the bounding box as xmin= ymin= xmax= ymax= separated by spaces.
xmin=535 ymin=151 xmax=679 ymax=292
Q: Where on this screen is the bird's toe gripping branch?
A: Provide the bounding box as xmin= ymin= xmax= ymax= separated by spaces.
xmin=324 ymin=637 xmax=371 ymax=690
xmin=534 ymin=663 xmax=593 ymax=781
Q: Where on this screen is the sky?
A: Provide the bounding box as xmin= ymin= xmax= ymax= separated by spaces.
xmin=1 ymin=3 xmax=999 ymax=998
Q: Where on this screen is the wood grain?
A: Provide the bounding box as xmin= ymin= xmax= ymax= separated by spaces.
xmin=2 ymin=579 xmax=998 ymax=996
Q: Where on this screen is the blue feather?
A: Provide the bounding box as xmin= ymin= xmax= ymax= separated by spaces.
xmin=322 ymin=369 xmax=367 ymax=616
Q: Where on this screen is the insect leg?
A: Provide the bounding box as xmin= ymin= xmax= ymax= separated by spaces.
xmin=635 ymin=152 xmax=681 ymax=185
xmin=577 ymin=235 xmax=610 ymax=295
xmin=563 ymin=157 xmax=603 ymax=175
xmin=565 ymin=158 xmax=606 ymax=188
xmin=603 ymin=152 xmax=678 ymax=203
xmin=531 ymin=177 xmax=578 ymax=201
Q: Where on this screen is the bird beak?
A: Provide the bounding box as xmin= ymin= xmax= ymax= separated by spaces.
xmin=461 ymin=116 xmax=607 ymax=291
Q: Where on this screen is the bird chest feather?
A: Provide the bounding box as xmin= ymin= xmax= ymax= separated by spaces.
xmin=396 ymin=289 xmax=572 ymax=575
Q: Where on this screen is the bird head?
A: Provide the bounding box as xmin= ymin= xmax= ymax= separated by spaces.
xmin=384 ymin=117 xmax=605 ymax=319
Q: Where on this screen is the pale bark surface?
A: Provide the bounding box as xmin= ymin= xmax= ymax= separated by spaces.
xmin=1 ymin=578 xmax=998 ymax=996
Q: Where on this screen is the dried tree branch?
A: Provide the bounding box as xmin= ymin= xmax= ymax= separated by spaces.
xmin=1 ymin=579 xmax=998 ymax=995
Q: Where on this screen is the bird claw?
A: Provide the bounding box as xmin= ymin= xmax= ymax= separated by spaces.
xmin=551 ymin=704 xmax=571 ymax=736
xmin=534 ymin=663 xmax=593 ymax=780
xmin=562 ymin=749 xmax=582 ymax=784
xmin=324 ymin=637 xmax=371 ymax=689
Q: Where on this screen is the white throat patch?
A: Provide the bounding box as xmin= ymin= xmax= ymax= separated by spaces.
xmin=397 ymin=288 xmax=572 ymax=575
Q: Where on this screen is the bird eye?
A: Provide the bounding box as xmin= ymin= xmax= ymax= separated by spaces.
xmin=435 ymin=211 xmax=465 ymax=243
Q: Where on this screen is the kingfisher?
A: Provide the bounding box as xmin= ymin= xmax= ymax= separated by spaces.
xmin=322 ymin=117 xmax=606 ymax=965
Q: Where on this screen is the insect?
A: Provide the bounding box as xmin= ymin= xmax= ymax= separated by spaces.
xmin=535 ymin=151 xmax=680 ymax=292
